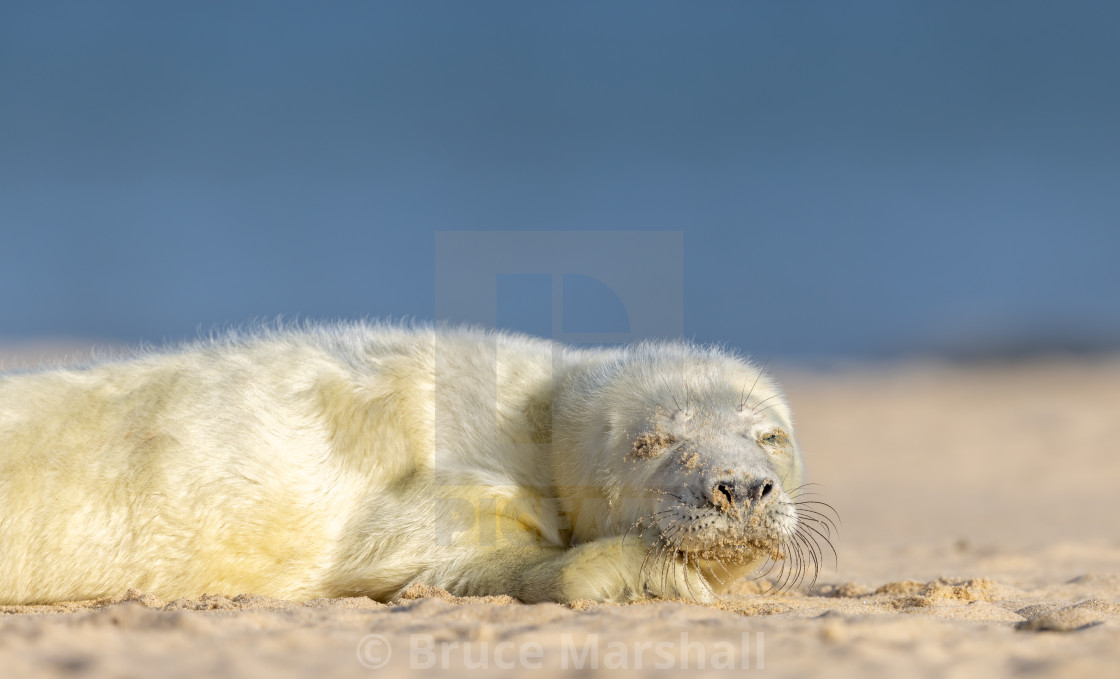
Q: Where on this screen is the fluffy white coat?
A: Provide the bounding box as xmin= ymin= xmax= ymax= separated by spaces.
xmin=0 ymin=322 xmax=804 ymax=604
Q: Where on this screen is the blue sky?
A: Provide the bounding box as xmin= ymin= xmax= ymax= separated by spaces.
xmin=2 ymin=1 xmax=1118 ymax=358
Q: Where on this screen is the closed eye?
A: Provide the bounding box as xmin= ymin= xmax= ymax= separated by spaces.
xmin=759 ymin=430 xmax=789 ymax=447
xmin=627 ymin=432 xmax=676 ymax=461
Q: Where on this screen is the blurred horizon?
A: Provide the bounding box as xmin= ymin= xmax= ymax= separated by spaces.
xmin=2 ymin=1 xmax=1118 ymax=360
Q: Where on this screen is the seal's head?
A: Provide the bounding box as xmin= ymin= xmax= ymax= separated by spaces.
xmin=554 ymin=343 xmax=832 ymax=594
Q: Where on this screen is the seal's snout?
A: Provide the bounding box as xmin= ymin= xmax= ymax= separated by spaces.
xmin=705 ymin=476 xmax=776 ymax=512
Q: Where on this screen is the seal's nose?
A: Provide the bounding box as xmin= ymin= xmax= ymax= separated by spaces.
xmin=707 ymin=477 xmax=775 ymax=510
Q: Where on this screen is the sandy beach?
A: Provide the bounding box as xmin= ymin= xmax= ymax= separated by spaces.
xmin=2 ymin=344 xmax=1118 ymax=678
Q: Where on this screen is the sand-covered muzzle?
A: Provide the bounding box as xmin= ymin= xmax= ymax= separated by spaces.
xmin=648 ymin=485 xmax=795 ymax=570
xmin=623 ymin=425 xmax=804 ymax=570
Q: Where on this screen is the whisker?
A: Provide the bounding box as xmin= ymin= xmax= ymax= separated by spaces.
xmin=794 ymin=526 xmax=823 ymax=573
xmin=786 ymin=482 xmax=826 ymax=493
xmin=659 ymin=537 xmax=676 ymax=600
xmin=739 ymin=360 xmax=770 ymax=410
xmin=681 ymin=537 xmax=701 ymax=602
xmin=764 ymin=543 xmax=790 ymax=595
xmin=656 ymin=525 xmax=683 ymax=598
xmin=799 ymin=522 xmax=838 ymax=569
xmin=656 ymin=370 xmax=682 ymax=412
xmin=749 ymin=553 xmax=780 ymax=584
xmin=793 ymin=530 xmax=821 ymax=590
xmin=788 ymin=509 xmax=839 ymax=536
xmin=638 ymin=540 xmax=660 ymax=592
xmin=749 ymin=393 xmax=781 ymax=414
xmin=786 ymin=537 xmax=803 ymax=592
xmin=752 ymin=403 xmax=781 ymax=417
xmin=797 ymin=528 xmax=824 ymax=587
xmin=705 ymin=556 xmax=727 ymax=587
xmin=787 ymin=500 xmax=842 ymax=525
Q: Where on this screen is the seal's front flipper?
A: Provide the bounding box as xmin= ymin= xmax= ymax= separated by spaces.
xmin=423 ymin=538 xmax=713 ymax=604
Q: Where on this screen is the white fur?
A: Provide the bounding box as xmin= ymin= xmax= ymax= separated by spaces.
xmin=0 ymin=321 xmax=804 ymax=604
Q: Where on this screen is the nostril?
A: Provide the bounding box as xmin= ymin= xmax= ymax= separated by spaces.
xmin=713 ymin=482 xmax=735 ymax=509
xmin=709 ymin=478 xmax=775 ymax=508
